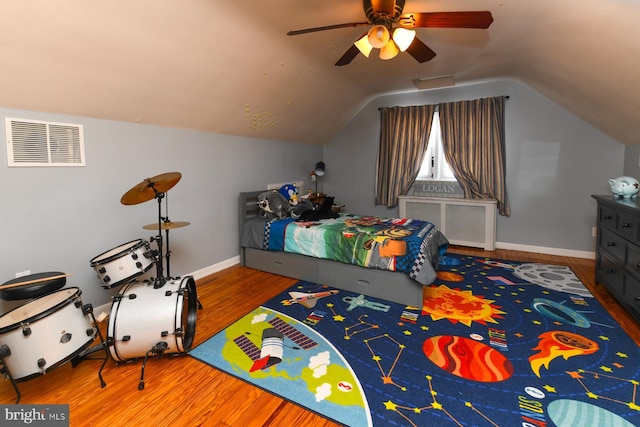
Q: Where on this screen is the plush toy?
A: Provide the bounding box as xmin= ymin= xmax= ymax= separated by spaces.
xmin=279 ymin=184 xmax=299 ymax=205
xmin=291 ymin=199 xmax=313 ymax=219
xmin=257 ymin=191 xmax=291 ymax=219
xmin=299 ymin=196 xmax=339 ymax=221
xmin=277 ymin=184 xmax=314 ymax=219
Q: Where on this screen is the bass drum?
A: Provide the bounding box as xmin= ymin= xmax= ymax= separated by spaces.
xmin=90 ymin=239 xmax=156 ymax=288
xmin=107 ymin=276 xmax=197 ymax=362
xmin=0 ymin=287 xmax=96 ymax=380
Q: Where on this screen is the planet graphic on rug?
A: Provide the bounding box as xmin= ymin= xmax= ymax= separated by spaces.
xmin=547 ymin=399 xmax=635 ymax=427
xmin=422 ymin=335 xmax=513 ymax=382
xmin=514 ymin=263 xmax=592 ymax=297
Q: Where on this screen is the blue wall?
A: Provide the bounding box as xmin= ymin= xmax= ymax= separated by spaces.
xmin=323 ymin=79 xmax=624 ymax=256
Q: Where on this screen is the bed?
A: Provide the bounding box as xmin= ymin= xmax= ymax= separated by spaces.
xmin=239 ymin=190 xmax=449 ymax=307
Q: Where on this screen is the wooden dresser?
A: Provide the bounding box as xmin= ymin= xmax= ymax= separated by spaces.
xmin=593 ymin=195 xmax=640 ymax=323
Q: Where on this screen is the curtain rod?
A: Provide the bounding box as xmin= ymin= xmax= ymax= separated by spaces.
xmin=378 ymin=95 xmax=510 ymax=110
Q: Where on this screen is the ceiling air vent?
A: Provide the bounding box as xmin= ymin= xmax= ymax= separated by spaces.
xmin=5 ymin=118 xmax=85 ymax=167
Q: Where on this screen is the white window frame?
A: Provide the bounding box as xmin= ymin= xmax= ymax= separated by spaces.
xmin=417 ymin=111 xmax=456 ymax=182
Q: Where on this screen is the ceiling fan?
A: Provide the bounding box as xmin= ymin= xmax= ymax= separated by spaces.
xmin=287 ymin=0 xmax=493 ymax=66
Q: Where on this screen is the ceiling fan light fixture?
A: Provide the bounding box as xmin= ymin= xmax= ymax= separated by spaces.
xmin=392 ymin=27 xmax=416 ymax=52
xmin=354 ymin=34 xmax=373 ymax=58
xmin=367 ymin=25 xmax=390 ymax=49
xmin=379 ymin=39 xmax=400 ymax=60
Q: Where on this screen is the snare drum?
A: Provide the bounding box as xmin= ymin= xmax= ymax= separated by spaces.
xmin=0 ymin=287 xmax=96 ymax=380
xmin=107 ymin=276 xmax=197 ymax=362
xmin=90 ymin=239 xmax=156 ymax=288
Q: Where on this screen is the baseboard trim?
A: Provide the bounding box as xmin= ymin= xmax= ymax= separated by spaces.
xmin=93 ymin=256 xmax=242 ymax=317
xmin=189 ymin=255 xmax=240 ymax=281
xmin=495 ymin=242 xmax=595 ymax=260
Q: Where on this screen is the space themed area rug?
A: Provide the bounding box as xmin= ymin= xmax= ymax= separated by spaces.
xmin=190 ymin=253 xmax=640 ymax=426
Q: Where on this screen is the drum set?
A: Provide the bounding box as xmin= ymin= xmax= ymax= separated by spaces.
xmin=0 ymin=172 xmax=198 ymax=402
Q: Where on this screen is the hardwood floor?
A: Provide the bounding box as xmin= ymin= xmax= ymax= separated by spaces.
xmin=0 ymin=248 xmax=639 ymax=426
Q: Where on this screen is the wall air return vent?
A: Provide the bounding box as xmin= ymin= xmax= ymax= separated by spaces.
xmin=5 ymin=118 xmax=85 ymax=167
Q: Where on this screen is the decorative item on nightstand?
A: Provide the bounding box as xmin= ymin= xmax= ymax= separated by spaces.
xmin=608 ymin=176 xmax=640 ymax=198
xmin=310 ymin=161 xmax=325 ymax=195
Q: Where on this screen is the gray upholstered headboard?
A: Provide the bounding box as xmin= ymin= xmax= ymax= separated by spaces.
xmin=239 ymin=190 xmax=265 ymax=264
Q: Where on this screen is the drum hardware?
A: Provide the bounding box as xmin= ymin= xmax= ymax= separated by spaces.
xmin=70 ymin=303 xmax=109 ymax=388
xmin=143 ymin=220 xmax=190 ymax=281
xmin=0 ymin=344 xmax=20 ymax=403
xmin=138 ymin=341 xmax=169 ymax=390
xmin=120 ymin=172 xmax=182 ymax=289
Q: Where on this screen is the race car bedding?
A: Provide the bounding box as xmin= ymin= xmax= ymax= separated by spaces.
xmin=241 ymin=214 xmax=449 ymax=286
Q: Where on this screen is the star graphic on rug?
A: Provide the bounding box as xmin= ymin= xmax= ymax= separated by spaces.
xmin=599 ymin=335 xmax=610 ymax=341
xmin=384 ymin=400 xmax=397 ymax=411
xmin=617 ymin=352 xmax=629 ymax=358
xmin=613 ymin=362 xmax=624 ymax=369
xmin=543 ymin=384 xmax=556 ymax=393
xmin=403 ymin=330 xmax=412 ymax=336
xmin=333 ymin=314 xmax=345 ymax=322
xmin=600 ymin=365 xmax=613 ymax=373
xmin=421 ymin=325 xmax=429 ymax=331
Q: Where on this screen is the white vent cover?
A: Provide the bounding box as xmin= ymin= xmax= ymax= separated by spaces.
xmin=398 ymin=196 xmax=497 ymax=250
xmin=5 ymin=118 xmax=85 ymax=167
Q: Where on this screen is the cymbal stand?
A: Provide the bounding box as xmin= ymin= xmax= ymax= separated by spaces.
xmin=148 ymin=184 xmax=166 ymax=288
xmin=163 ymin=196 xmax=175 ymax=279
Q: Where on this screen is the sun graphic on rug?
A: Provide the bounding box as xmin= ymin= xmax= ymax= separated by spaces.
xmin=422 ymin=284 xmax=506 ymax=326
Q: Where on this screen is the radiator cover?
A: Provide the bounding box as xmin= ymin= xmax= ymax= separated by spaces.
xmin=398 ymin=196 xmax=496 ymax=250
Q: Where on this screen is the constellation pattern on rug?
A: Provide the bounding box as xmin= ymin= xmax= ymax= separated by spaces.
xmin=382 ymin=375 xmax=500 ymax=426
xmin=567 ymin=368 xmax=640 ymax=411
xmin=364 ymin=333 xmax=407 ymax=390
xmin=343 ymin=314 xmax=379 ymax=340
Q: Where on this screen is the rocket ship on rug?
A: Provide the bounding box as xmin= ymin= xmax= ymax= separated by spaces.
xmin=281 ymin=289 xmax=339 ymax=308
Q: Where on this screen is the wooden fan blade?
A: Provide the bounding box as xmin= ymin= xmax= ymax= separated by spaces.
xmin=405 ymin=37 xmax=436 ymax=63
xmin=399 ymin=11 xmax=493 ymax=29
xmin=287 ymin=22 xmax=369 ymax=36
xmin=335 ymin=44 xmax=361 ymax=66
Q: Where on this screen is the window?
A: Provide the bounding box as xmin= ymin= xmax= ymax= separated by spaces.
xmin=417 ymin=111 xmax=456 ymax=181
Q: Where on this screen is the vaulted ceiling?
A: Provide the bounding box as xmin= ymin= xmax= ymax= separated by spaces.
xmin=1 ymin=0 xmax=639 ymax=145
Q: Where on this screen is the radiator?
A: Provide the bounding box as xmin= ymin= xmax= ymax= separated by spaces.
xmin=398 ymin=196 xmax=497 ymax=250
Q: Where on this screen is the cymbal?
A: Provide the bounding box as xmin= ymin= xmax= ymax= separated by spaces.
xmin=143 ymin=221 xmax=190 ymax=231
xmin=121 ymin=172 xmax=182 ymax=205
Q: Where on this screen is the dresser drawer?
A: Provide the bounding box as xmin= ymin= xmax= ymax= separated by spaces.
xmin=599 ymin=228 xmax=626 ymax=262
xmin=618 ymin=212 xmax=640 ymax=243
xmin=598 ymin=254 xmax=625 ymax=295
xmin=626 ymin=244 xmax=640 ymax=280
xmin=599 ymin=205 xmax=617 ymax=231
xmin=623 ymin=274 xmax=640 ymax=320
